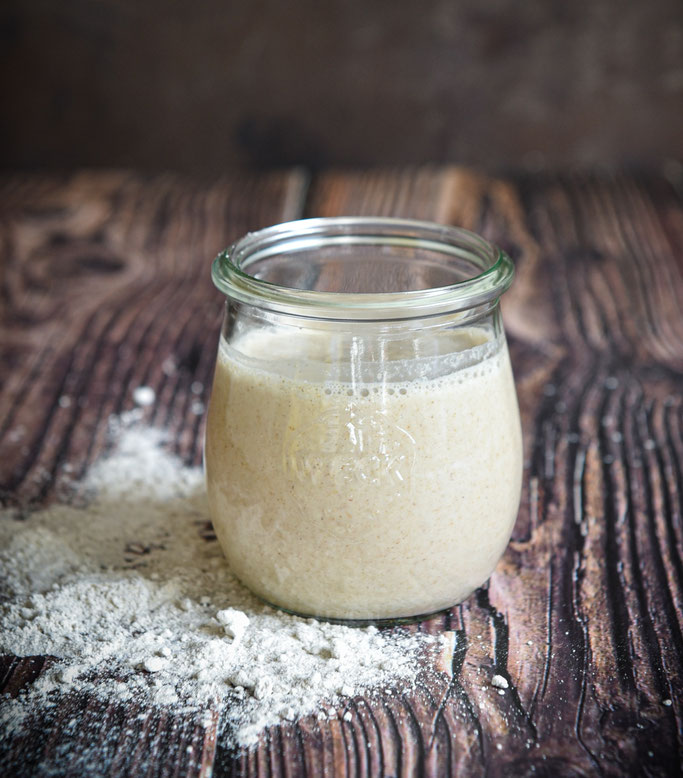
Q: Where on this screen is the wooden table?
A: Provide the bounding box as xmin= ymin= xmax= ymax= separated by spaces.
xmin=1 ymin=169 xmax=682 ymax=776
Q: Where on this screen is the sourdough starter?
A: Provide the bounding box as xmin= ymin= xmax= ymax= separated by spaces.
xmin=205 ymin=327 xmax=522 ymax=620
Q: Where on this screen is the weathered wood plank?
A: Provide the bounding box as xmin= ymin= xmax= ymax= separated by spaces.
xmin=1 ymin=168 xmax=682 ymax=776
xmin=302 ymin=169 xmax=683 ymax=776
xmin=0 ymin=170 xmax=308 ymax=777
xmin=0 ymin=171 xmax=307 ymax=499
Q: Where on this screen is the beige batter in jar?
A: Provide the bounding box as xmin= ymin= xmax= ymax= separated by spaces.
xmin=206 ymin=327 xmax=522 ymax=620
xmin=206 ymin=217 xmax=523 ymax=621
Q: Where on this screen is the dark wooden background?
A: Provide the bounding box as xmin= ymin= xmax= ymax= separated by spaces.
xmin=1 ymin=167 xmax=682 ymax=776
xmin=1 ymin=0 xmax=682 ymax=175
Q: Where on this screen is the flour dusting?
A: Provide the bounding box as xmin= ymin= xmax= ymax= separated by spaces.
xmin=0 ymin=423 xmax=447 ymax=750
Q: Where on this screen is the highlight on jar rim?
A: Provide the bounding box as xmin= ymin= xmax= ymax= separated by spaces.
xmin=211 ymin=217 xmax=515 ymax=319
xmin=205 ymin=217 xmax=523 ymax=623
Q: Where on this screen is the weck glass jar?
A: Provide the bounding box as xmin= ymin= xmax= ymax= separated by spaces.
xmin=205 ymin=217 xmax=522 ymax=623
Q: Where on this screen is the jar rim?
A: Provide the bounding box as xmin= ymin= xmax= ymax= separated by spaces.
xmin=211 ymin=217 xmax=514 ymax=321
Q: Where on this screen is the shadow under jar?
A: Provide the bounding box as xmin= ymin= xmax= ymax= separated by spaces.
xmin=206 ymin=218 xmax=522 ymax=623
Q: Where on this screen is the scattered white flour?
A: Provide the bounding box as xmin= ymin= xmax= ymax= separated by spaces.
xmin=132 ymin=386 xmax=156 ymax=406
xmin=491 ymin=674 xmax=509 ymax=690
xmin=0 ymin=424 xmax=447 ymax=749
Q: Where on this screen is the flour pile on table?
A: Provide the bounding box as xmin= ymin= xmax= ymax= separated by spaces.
xmin=0 ymin=424 xmax=445 ymax=748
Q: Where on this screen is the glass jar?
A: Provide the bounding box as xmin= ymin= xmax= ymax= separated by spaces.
xmin=206 ymin=217 xmax=522 ymax=623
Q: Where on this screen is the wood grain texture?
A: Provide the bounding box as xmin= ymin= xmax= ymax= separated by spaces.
xmin=1 ymin=168 xmax=683 ymax=776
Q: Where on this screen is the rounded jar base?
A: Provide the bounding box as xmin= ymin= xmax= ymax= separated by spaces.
xmin=255 ymin=593 xmax=472 ymax=627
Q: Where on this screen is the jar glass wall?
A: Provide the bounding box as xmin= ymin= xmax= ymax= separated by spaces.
xmin=205 ymin=218 xmax=522 ymax=623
